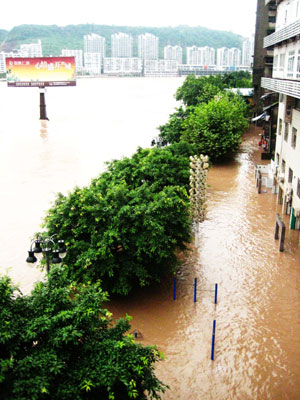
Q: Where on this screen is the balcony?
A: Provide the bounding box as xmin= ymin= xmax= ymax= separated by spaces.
xmin=261 ymin=77 xmax=300 ymax=98
xmin=264 ymin=19 xmax=300 ymax=48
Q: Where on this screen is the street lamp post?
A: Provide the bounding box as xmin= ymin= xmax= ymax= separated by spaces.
xmin=26 ymin=234 xmax=67 ymax=273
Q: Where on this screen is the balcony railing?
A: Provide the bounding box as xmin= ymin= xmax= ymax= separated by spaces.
xmin=261 ymin=77 xmax=300 ymax=98
xmin=264 ymin=19 xmax=300 ymax=48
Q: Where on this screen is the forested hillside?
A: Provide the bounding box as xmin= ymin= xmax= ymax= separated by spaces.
xmin=0 ymin=24 xmax=243 ymax=59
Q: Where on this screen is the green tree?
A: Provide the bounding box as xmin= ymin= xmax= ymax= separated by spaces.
xmin=0 ymin=268 xmax=167 ymax=399
xmin=175 ymin=75 xmax=225 ymax=106
xmin=181 ymin=93 xmax=249 ymax=161
xmin=42 ymin=146 xmax=192 ymax=295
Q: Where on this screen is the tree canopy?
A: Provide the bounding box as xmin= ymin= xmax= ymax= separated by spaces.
xmin=158 ymin=74 xmax=250 ymax=161
xmin=42 ymin=146 xmax=193 ymax=295
xmin=0 ymin=268 xmax=167 ymax=399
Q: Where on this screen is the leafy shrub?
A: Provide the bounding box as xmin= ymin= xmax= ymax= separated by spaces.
xmin=0 ymin=268 xmax=167 ymax=399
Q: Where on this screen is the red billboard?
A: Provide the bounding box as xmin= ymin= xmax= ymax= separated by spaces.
xmin=6 ymin=57 xmax=76 ymax=87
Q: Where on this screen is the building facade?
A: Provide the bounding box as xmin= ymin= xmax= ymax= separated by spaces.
xmin=19 ymin=40 xmax=43 ymax=57
xmin=186 ymin=46 xmax=215 ymax=66
xmin=228 ymin=47 xmax=241 ymax=68
xmin=103 ymin=57 xmax=142 ymax=75
xmin=61 ymin=49 xmax=83 ymax=71
xmin=261 ymin=0 xmax=300 ymax=230
xmin=111 ymin=33 xmax=133 ymax=57
xmin=242 ymin=35 xmax=255 ymax=67
xmin=163 ymin=45 xmax=183 ymax=64
xmin=138 ymin=33 xmax=159 ymax=60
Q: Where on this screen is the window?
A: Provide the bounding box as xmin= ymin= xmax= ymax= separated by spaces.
xmin=278 ymin=118 xmax=282 ymax=135
xmin=284 ymin=123 xmax=289 ymax=141
xmin=297 ymin=178 xmax=300 ymax=198
xmin=282 ymin=159 xmax=286 ymax=173
xmin=287 ymin=51 xmax=295 ymax=78
xmin=291 ymin=127 xmax=297 ymax=148
xmin=288 ymin=168 xmax=293 ymax=183
xmin=268 ymin=16 xmax=276 ymax=23
xmin=279 ymin=54 xmax=285 ymax=71
xmin=276 ymin=152 xmax=280 ymax=165
xmin=296 ymin=98 xmax=300 ymax=110
xmin=273 ymin=54 xmax=278 ymax=72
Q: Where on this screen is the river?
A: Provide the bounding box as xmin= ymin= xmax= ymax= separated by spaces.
xmin=1 ymin=78 xmax=300 ymax=399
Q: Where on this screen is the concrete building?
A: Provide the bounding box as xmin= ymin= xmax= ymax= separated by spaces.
xmin=261 ymin=0 xmax=300 ymax=231
xmin=138 ymin=33 xmax=159 ymax=60
xmin=242 ymin=35 xmax=255 ymax=67
xmin=103 ymin=57 xmax=142 ymax=75
xmin=216 ymin=47 xmax=229 ymax=68
xmin=228 ymin=48 xmax=241 ymax=68
xmin=19 ymin=40 xmax=42 ymax=57
xmin=163 ymin=45 xmax=183 ymax=64
xmin=84 ymin=33 xmax=106 ymax=55
xmin=253 ymin=0 xmax=276 ymax=113
xmin=186 ymin=46 xmax=215 ymax=66
xmin=144 ymin=59 xmax=179 ymax=76
xmin=0 ymin=52 xmax=6 ymax=73
xmin=61 ymin=49 xmax=83 ymax=71
xmin=84 ymin=53 xmax=102 ymax=74
xmin=111 ymin=33 xmax=133 ymax=57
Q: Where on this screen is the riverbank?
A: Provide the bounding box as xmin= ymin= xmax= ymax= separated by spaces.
xmin=108 ymin=125 xmax=300 ymax=400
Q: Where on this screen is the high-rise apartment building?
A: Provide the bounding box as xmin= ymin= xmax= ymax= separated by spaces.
xmin=260 ymin=0 xmax=300 ymax=228
xmin=228 ymin=48 xmax=241 ymax=68
xmin=186 ymin=46 xmax=215 ymax=66
xmin=19 ymin=40 xmax=42 ymax=57
xmin=61 ymin=49 xmax=83 ymax=71
xmin=104 ymin=57 xmax=142 ymax=75
xmin=84 ymin=34 xmax=106 ymax=57
xmin=0 ymin=52 xmax=6 ymax=73
xmin=111 ymin=33 xmax=133 ymax=57
xmin=242 ymin=35 xmax=255 ymax=67
xmin=84 ymin=53 xmax=102 ymax=74
xmin=216 ymin=47 xmax=229 ymax=68
xmin=138 ymin=33 xmax=159 ymax=60
xmin=163 ymin=45 xmax=183 ymax=64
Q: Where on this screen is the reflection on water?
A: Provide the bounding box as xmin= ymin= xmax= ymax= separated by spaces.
xmin=1 ymin=78 xmax=300 ymax=399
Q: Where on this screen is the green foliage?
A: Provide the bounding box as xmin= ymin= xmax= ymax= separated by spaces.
xmin=42 ymin=146 xmax=192 ymax=295
xmin=175 ymin=75 xmax=225 ymax=106
xmin=221 ymin=71 xmax=252 ymax=88
xmin=181 ymin=93 xmax=249 ymax=161
xmin=0 ymin=24 xmax=243 ymax=58
xmin=0 ymin=269 xmax=167 ymax=399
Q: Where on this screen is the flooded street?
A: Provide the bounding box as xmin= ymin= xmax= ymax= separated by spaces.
xmin=108 ymin=127 xmax=300 ymax=399
xmin=1 ymin=78 xmax=300 ymax=398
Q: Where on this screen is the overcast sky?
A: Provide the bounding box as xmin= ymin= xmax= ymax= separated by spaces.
xmin=1 ymin=0 xmax=257 ymax=38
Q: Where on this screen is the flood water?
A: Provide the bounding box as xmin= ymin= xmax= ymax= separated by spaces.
xmin=1 ymin=78 xmax=300 ymax=399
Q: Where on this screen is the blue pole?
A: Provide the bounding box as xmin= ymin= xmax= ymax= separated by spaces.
xmin=194 ymin=278 xmax=197 ymax=303
xmin=214 ymin=283 xmax=218 ymax=304
xmin=173 ymin=277 xmax=176 ymax=301
xmin=211 ymin=320 xmax=216 ymax=361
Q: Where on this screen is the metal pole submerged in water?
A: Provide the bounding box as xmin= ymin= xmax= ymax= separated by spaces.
xmin=214 ymin=283 xmax=218 ymax=304
xmin=39 ymin=87 xmax=49 ymax=121
xmin=194 ymin=278 xmax=197 ymax=303
xmin=173 ymin=277 xmax=176 ymax=301
xmin=211 ymin=320 xmax=216 ymax=361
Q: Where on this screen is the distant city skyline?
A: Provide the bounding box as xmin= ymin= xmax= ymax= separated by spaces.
xmin=1 ymin=0 xmax=257 ymax=38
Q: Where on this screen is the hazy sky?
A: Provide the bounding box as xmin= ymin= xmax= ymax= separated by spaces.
xmin=1 ymin=0 xmax=257 ymax=37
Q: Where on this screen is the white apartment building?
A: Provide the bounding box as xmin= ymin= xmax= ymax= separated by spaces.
xmin=242 ymin=35 xmax=255 ymax=67
xmin=19 ymin=40 xmax=42 ymax=57
xmin=103 ymin=57 xmax=142 ymax=75
xmin=262 ymin=0 xmax=300 ymax=225
xmin=84 ymin=33 xmax=106 ymax=55
xmin=0 ymin=52 xmax=6 ymax=73
xmin=84 ymin=53 xmax=102 ymax=74
xmin=111 ymin=33 xmax=133 ymax=57
xmin=228 ymin=48 xmax=241 ymax=68
xmin=163 ymin=45 xmax=183 ymax=64
xmin=138 ymin=33 xmax=159 ymax=60
xmin=61 ymin=49 xmax=83 ymax=71
xmin=186 ymin=46 xmax=215 ymax=66
xmin=216 ymin=47 xmax=229 ymax=68
xmin=144 ymin=59 xmax=179 ymax=76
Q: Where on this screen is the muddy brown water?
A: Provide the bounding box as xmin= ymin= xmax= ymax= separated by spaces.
xmin=1 ymin=78 xmax=300 ymax=399
xmin=108 ymin=126 xmax=300 ymax=399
